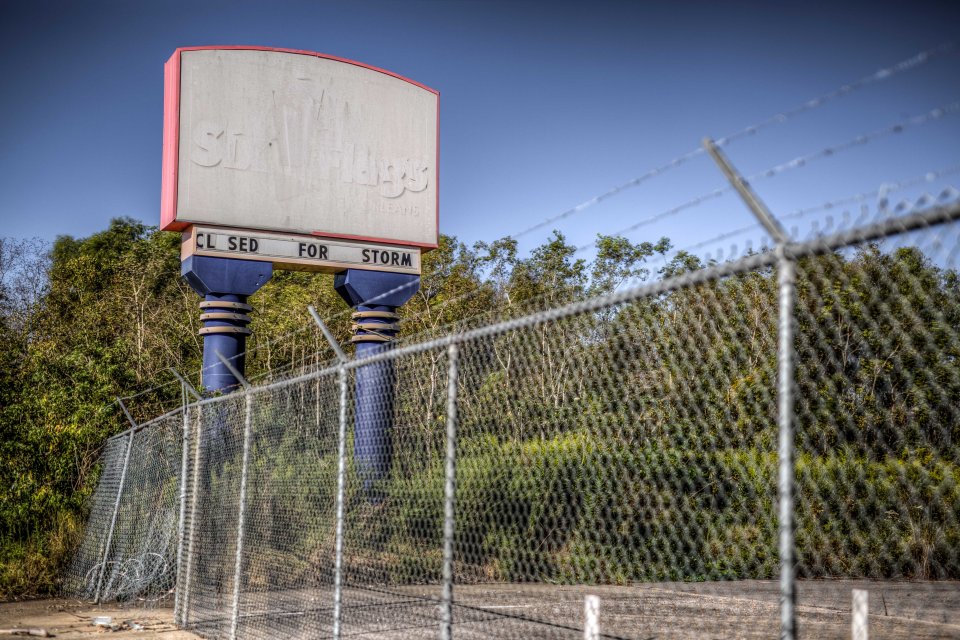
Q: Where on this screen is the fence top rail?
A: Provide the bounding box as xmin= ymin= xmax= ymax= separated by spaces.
xmin=106 ymin=404 xmax=186 ymax=442
xmin=123 ymin=198 xmax=960 ymax=417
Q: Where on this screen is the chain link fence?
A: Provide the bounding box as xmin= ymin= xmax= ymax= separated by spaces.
xmin=64 ymin=197 xmax=960 ymax=639
xmin=64 ymin=409 xmax=183 ymax=604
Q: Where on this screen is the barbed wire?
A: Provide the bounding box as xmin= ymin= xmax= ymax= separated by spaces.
xmin=116 ymin=311 xmax=328 ymax=412
xmin=307 ymin=97 xmax=960 ymax=335
xmin=117 ymin=377 xmax=181 ymax=403
xmin=506 ymin=43 xmax=953 ymax=244
xmin=245 ymin=332 xmax=338 ymax=385
xmin=746 ymin=102 xmax=960 ymax=181
xmin=714 ymin=43 xmax=954 ymax=147
xmin=290 ymin=164 xmax=960 ymax=386
xmin=659 ymin=182 xmax=960 ymax=272
xmin=590 ymin=99 xmax=960 ymax=254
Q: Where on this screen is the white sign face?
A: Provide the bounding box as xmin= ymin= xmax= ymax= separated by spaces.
xmin=182 ymin=226 xmax=421 ymax=275
xmin=162 ymin=47 xmax=439 ymax=249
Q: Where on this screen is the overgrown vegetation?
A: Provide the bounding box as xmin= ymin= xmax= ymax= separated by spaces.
xmin=2 ymin=218 xmax=958 ymax=597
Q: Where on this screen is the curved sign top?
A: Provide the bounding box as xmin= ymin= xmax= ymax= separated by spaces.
xmin=161 ymin=46 xmax=439 ymax=249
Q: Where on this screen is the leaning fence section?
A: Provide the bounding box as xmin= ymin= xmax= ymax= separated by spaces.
xmin=65 ymin=202 xmax=960 ymax=639
xmin=64 ymin=435 xmax=129 ymax=599
xmin=66 ymin=410 xmax=184 ymax=605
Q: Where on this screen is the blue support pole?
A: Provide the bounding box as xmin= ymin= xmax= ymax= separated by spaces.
xmin=335 ymin=269 xmax=420 ymax=499
xmin=181 ymin=255 xmax=272 ymax=394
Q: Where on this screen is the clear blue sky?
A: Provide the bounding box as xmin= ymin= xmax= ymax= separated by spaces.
xmin=1 ymin=0 xmax=958 ymax=264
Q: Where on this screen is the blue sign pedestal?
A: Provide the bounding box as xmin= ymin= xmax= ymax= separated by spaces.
xmin=181 ymin=255 xmax=273 ymax=394
xmin=335 ymin=269 xmax=420 ymax=499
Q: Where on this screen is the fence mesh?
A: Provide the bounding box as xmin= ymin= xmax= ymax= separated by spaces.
xmin=235 ymin=372 xmax=341 ymax=638
xmin=65 ymin=410 xmax=183 ymax=604
xmin=63 ymin=435 xmax=128 ymax=599
xmin=64 ymin=202 xmax=960 ymax=639
xmin=792 ymin=222 xmax=960 ymax=630
xmin=184 ymin=394 xmax=246 ymax=637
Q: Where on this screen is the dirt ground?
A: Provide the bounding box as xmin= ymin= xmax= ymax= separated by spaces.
xmin=0 ymin=599 xmax=197 ymax=639
xmin=1 ymin=579 xmax=958 ymax=639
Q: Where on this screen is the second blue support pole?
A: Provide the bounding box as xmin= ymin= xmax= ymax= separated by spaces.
xmin=335 ymin=269 xmax=420 ymax=499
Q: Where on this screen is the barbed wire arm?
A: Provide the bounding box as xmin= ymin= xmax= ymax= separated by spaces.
xmin=214 ymin=352 xmax=251 ymax=390
xmin=703 ymin=137 xmax=789 ymax=245
xmin=116 ymin=397 xmax=139 ymax=431
xmin=308 ymin=305 xmax=348 ymax=364
xmin=168 ymin=368 xmax=202 ymax=401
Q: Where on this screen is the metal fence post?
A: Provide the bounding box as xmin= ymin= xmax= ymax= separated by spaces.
xmin=776 ymin=249 xmax=797 ymax=639
xmin=584 ymin=595 xmax=600 ymax=640
xmin=440 ymin=342 xmax=460 ymax=640
xmin=95 ymin=399 xmax=137 ymax=604
xmin=333 ymin=365 xmax=348 ymax=640
xmin=852 ymin=589 xmax=869 ymax=640
xmin=174 ymin=383 xmax=189 ymax=626
xmin=308 ymin=305 xmax=351 ymax=640
xmin=217 ymin=353 xmax=253 ymax=640
xmin=231 ymin=389 xmax=253 ymax=640
xmin=171 ymin=370 xmax=202 ymax=627
xmin=182 ymin=398 xmax=204 ymax=626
